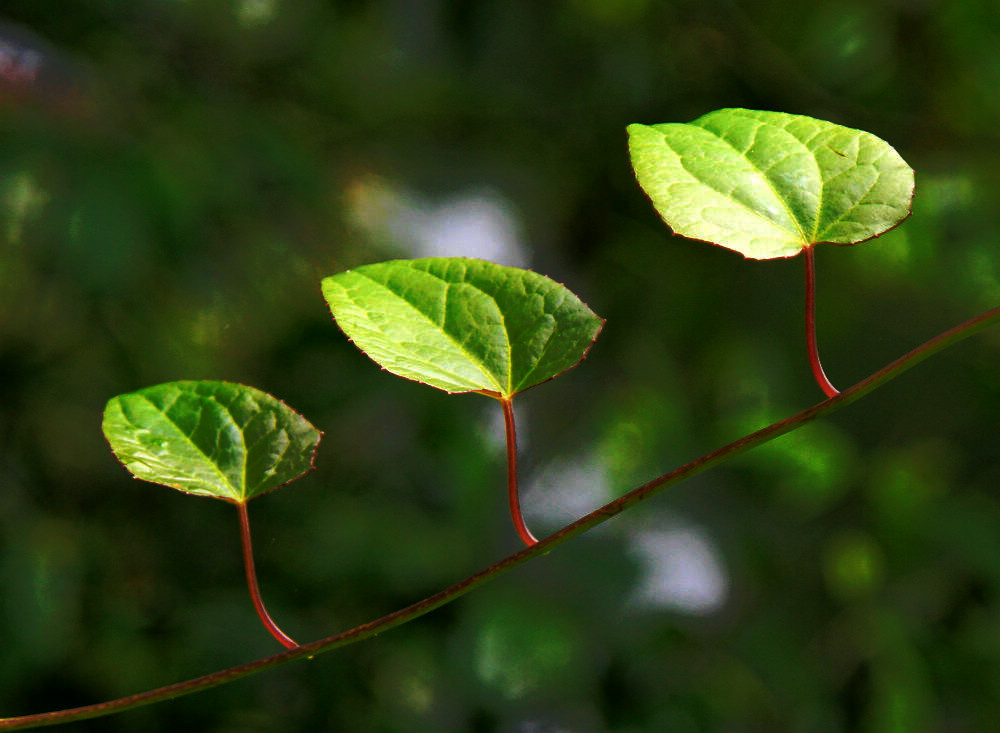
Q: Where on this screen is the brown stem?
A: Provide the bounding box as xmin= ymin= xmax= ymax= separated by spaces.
xmin=804 ymin=246 xmax=839 ymax=398
xmin=238 ymin=502 xmax=298 ymax=649
xmin=3 ymin=303 xmax=1000 ymax=730
xmin=502 ymin=397 xmax=538 ymax=546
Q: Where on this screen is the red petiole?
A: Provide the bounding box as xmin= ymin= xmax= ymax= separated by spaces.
xmin=804 ymin=246 xmax=840 ymax=398
xmin=237 ymin=502 xmax=299 ymax=649
xmin=501 ymin=397 xmax=538 ymax=547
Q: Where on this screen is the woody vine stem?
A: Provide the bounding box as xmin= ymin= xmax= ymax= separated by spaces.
xmin=2 ymin=301 xmax=999 ymax=731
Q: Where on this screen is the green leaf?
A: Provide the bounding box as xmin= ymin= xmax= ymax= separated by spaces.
xmin=627 ymin=108 xmax=915 ymax=259
xmin=102 ymin=381 xmax=321 ymax=503
xmin=321 ymin=257 xmax=604 ymax=398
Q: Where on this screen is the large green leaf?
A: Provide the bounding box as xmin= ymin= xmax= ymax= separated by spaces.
xmin=627 ymin=108 xmax=915 ymax=259
xmin=103 ymin=381 xmax=321 ymax=503
xmin=321 ymin=257 xmax=604 ymax=398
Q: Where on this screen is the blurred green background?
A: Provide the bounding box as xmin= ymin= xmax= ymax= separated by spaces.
xmin=3 ymin=1 xmax=1000 ymax=730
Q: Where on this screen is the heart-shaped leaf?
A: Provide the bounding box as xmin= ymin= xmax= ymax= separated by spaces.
xmin=103 ymin=381 xmax=321 ymax=503
xmin=627 ymin=108 xmax=915 ymax=259
xmin=321 ymin=257 xmax=604 ymax=398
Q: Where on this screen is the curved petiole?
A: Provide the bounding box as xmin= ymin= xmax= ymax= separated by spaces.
xmin=237 ymin=502 xmax=298 ymax=649
xmin=804 ymin=246 xmax=840 ymax=398
xmin=501 ymin=397 xmax=538 ymax=547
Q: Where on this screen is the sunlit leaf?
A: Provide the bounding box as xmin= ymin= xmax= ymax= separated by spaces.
xmin=627 ymin=108 xmax=915 ymax=259
xmin=321 ymin=257 xmax=604 ymax=398
xmin=102 ymin=381 xmax=321 ymax=503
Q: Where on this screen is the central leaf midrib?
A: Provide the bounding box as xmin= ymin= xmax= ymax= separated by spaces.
xmin=357 ymin=270 xmax=507 ymax=394
xmin=510 ymin=303 xmax=561 ymax=394
xmin=694 ymin=116 xmax=816 ymax=244
xmin=209 ymin=392 xmax=251 ymax=499
xmin=496 ymin=298 xmax=513 ymax=396
xmin=443 ymin=277 xmax=513 ymax=394
xmin=238 ymin=407 xmax=294 ymax=496
xmin=138 ymin=391 xmax=242 ymax=500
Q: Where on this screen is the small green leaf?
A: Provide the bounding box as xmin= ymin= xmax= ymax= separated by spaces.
xmin=321 ymin=257 xmax=604 ymax=398
xmin=627 ymin=108 xmax=915 ymax=259
xmin=102 ymin=381 xmax=321 ymax=503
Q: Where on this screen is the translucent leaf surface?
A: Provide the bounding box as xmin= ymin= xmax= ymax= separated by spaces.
xmin=321 ymin=257 xmax=604 ymax=398
xmin=102 ymin=381 xmax=321 ymax=502
xmin=627 ymin=108 xmax=915 ymax=259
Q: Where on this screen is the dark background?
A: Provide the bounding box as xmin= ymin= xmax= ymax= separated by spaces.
xmin=2 ymin=1 xmax=1000 ymax=731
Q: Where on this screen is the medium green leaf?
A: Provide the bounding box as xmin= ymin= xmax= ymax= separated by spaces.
xmin=102 ymin=381 xmax=321 ymax=503
xmin=627 ymin=108 xmax=915 ymax=259
xmin=321 ymin=257 xmax=604 ymax=398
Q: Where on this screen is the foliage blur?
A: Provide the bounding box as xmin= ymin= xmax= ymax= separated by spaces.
xmin=2 ymin=1 xmax=1000 ymax=730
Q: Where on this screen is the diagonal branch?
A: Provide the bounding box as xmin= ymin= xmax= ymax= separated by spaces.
xmin=3 ymin=302 xmax=1000 ymax=731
